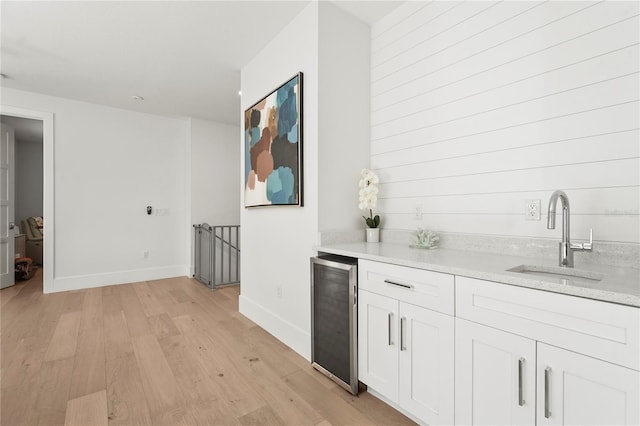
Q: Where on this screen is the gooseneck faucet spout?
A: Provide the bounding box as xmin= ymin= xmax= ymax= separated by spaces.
xmin=547 ymin=190 xmax=593 ymax=268
xmin=547 ymin=190 xmax=572 ymax=267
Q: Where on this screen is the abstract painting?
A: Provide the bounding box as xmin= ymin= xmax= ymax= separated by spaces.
xmin=244 ymin=73 xmax=303 ymax=207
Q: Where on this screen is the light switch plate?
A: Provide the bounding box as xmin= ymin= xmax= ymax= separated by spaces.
xmin=414 ymin=205 xmax=423 ymax=220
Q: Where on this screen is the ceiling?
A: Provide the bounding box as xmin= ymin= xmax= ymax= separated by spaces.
xmin=1 ymin=1 xmax=401 ymax=128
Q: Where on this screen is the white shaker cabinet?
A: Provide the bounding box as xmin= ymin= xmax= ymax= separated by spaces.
xmin=456 ymin=276 xmax=640 ymax=426
xmin=358 ymin=289 xmax=399 ymax=402
xmin=455 ymin=318 xmax=536 ymax=426
xmin=358 ymin=260 xmax=455 ymax=426
xmin=355 ymin=258 xmax=639 ymax=426
xmin=537 ymin=343 xmax=639 ymax=426
xmin=455 ymin=277 xmax=640 ymax=371
xmin=398 ymin=301 xmax=454 ymax=425
xmin=455 ymin=318 xmax=639 ymax=426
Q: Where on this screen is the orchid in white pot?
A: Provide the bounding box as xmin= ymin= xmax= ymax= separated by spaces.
xmin=358 ymin=169 xmax=381 ymax=231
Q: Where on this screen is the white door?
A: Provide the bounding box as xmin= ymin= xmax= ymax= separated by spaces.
xmin=537 ymin=342 xmax=640 ymax=426
xmin=399 ymin=302 xmax=454 ymax=425
xmin=0 ymin=123 xmax=15 ymax=289
xmin=455 ymin=318 xmax=536 ymax=426
xmin=358 ymin=289 xmax=399 ymax=403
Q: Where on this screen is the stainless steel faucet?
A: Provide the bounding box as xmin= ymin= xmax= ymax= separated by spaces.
xmin=547 ymin=190 xmax=593 ymax=268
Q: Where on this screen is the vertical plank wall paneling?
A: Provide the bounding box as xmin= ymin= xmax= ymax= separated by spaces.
xmin=370 ymin=1 xmax=639 ymax=243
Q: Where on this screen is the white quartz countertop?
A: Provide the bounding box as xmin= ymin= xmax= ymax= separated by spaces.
xmin=315 ymin=242 xmax=640 ymax=308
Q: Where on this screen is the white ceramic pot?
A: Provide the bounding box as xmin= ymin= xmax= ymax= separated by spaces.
xmin=366 ymin=228 xmax=380 ymax=243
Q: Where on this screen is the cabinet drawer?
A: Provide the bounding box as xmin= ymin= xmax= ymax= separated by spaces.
xmin=456 ymin=276 xmax=640 ymax=370
xmin=358 ymin=259 xmax=454 ymax=315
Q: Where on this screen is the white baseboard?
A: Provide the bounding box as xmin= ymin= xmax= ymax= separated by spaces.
xmin=50 ymin=265 xmax=187 ymax=293
xmin=239 ymin=294 xmax=311 ymax=360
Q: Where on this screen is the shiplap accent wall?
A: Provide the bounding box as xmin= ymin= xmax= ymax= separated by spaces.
xmin=370 ymin=1 xmax=639 ymax=244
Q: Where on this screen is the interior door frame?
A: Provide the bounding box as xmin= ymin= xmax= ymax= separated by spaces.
xmin=0 ymin=106 xmax=54 ymax=293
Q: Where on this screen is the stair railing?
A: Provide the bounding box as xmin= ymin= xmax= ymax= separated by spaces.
xmin=193 ymin=224 xmax=240 ymax=288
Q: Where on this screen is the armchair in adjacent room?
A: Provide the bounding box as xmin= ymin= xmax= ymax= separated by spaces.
xmin=21 ymin=216 xmax=43 ymax=265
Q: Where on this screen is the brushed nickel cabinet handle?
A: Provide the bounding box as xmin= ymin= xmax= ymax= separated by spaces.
xmin=388 ymin=313 xmax=394 ymax=346
xmin=518 ymin=358 xmax=525 ymax=406
xmin=544 ymin=366 xmax=552 ymax=419
xmin=400 ymin=317 xmax=407 ymax=351
xmin=383 ymin=279 xmax=414 ymax=289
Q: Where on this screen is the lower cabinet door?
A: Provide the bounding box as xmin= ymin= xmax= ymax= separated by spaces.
xmin=455 ymin=318 xmax=536 ymax=425
xmin=537 ymin=343 xmax=640 ymax=426
xmin=399 ymin=302 xmax=454 ymax=425
xmin=358 ymin=289 xmax=399 ymax=403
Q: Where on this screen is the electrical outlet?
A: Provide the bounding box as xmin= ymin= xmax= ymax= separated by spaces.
xmin=276 ymin=285 xmax=282 ymax=299
xmin=414 ymin=205 xmax=423 ymax=220
xmin=525 ymin=199 xmax=541 ymax=221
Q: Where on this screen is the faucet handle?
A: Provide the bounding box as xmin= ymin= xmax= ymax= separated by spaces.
xmin=583 ymin=228 xmax=593 ymax=250
xmin=571 ymin=228 xmax=593 ymax=251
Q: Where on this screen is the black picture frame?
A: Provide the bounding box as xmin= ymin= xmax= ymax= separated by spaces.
xmin=243 ymin=72 xmax=303 ymax=207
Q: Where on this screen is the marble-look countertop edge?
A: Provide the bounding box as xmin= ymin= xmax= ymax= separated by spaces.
xmin=315 ymin=243 xmax=640 ymax=308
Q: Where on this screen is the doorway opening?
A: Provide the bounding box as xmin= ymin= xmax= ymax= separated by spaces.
xmin=0 ymin=106 xmax=54 ymax=293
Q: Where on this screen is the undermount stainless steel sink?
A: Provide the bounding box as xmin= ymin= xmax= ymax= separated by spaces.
xmin=507 ymin=264 xmax=604 ymax=284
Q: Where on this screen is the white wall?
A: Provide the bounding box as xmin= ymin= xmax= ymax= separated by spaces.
xmin=371 ymin=1 xmax=639 ymax=243
xmin=240 ymin=2 xmax=319 ymax=358
xmin=239 ymin=2 xmax=371 ymax=359
xmin=190 ymin=118 xmax=240 ymax=226
xmin=189 ymin=117 xmax=240 ymax=274
xmin=1 ymin=88 xmax=190 ymax=291
xmin=15 ymin=138 xmax=43 ymax=221
xmin=318 ymin=2 xmax=371 ymax=232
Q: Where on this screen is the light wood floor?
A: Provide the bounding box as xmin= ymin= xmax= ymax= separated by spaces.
xmin=1 ymin=270 xmax=415 ymax=426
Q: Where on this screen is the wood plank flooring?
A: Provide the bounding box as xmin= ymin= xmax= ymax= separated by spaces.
xmin=1 ymin=270 xmax=416 ymax=426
